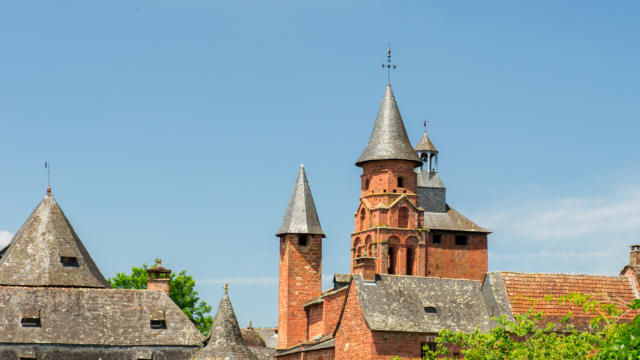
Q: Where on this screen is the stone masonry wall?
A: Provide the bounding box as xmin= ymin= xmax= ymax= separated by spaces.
xmin=426 ymin=231 xmax=487 ymax=281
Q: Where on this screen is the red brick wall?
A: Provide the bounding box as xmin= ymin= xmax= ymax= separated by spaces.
xmin=426 ymin=231 xmax=487 ymax=281
xmin=371 ymin=331 xmax=426 ymax=359
xmin=304 ymin=348 xmax=335 ymax=360
xmin=278 ymin=234 xmax=323 ymax=349
xmin=307 ymin=303 xmax=324 ymax=340
xmin=323 ymin=287 xmax=347 ymax=335
xmin=276 ymin=347 xmax=335 ymax=360
xmin=334 ymin=283 xmax=375 ymax=360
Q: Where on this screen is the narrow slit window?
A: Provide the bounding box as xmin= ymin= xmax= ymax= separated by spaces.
xmin=150 ymin=320 xmax=166 ymax=329
xmin=60 ymin=256 xmax=79 ymax=267
xmin=424 ymin=306 xmax=437 ymax=314
xmin=397 ymin=177 xmax=404 ymax=188
xmin=455 ymin=235 xmax=468 ymax=246
xmin=21 ymin=317 xmax=41 ymax=328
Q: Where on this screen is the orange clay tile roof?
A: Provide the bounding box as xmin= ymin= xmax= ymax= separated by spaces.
xmin=501 ymin=272 xmax=638 ymax=329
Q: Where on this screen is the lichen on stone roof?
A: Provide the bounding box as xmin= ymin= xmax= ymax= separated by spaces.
xmin=275 ymin=164 xmax=324 ymax=237
xmin=423 ymin=205 xmax=490 ymax=233
xmin=356 ymin=84 xmax=422 ymax=166
xmin=0 ymin=286 xmax=204 ymax=346
xmin=0 ymin=192 xmax=110 ymax=288
xmin=193 ymin=285 xmax=258 ymax=360
xmin=353 ymin=274 xmax=491 ymax=334
xmin=415 ymin=131 xmax=438 ymax=152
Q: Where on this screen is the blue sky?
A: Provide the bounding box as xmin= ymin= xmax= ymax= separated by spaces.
xmin=1 ymin=1 xmax=639 ymax=327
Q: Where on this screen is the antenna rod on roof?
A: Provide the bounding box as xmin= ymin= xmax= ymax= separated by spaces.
xmin=44 ymin=161 xmax=50 ymax=190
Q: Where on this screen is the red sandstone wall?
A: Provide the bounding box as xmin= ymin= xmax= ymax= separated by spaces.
xmin=307 ymin=303 xmax=324 ymax=340
xmin=334 ymin=284 xmax=375 ymax=360
xmin=426 ymin=232 xmax=487 ymax=281
xmin=278 ymin=234 xmax=323 ymax=349
xmin=323 ymin=288 xmax=347 ymax=335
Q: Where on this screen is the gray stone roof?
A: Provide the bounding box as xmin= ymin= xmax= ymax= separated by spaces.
xmin=415 ymin=131 xmax=438 ymax=152
xmin=356 ymin=84 xmax=422 ymax=166
xmin=353 ymin=274 xmax=491 ymax=333
xmin=275 ymin=164 xmax=324 ymax=237
xmin=423 ymin=205 xmax=491 ymax=233
xmin=0 ymin=286 xmax=204 ymax=346
xmin=417 ymin=171 xmax=445 ymax=189
xmin=193 ymin=286 xmax=257 ymax=360
xmin=0 ymin=192 xmax=110 ymax=288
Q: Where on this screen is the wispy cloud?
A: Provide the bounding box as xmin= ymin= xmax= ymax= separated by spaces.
xmin=0 ymin=230 xmax=12 ymax=249
xmin=474 ymin=185 xmax=640 ymax=275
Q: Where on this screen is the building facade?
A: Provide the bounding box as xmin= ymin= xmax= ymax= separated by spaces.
xmin=274 ymin=83 xmax=639 ymax=360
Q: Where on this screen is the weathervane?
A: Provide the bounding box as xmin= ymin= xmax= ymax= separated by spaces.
xmin=44 ymin=161 xmax=50 ymax=188
xmin=381 ymin=43 xmax=397 ymax=83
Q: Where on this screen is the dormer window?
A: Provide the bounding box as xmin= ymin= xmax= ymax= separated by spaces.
xmin=424 ymin=306 xmax=437 ymax=314
xmin=150 ymin=320 xmax=166 ymax=329
xmin=21 ymin=309 xmax=41 ymax=327
xmin=60 ymin=256 xmax=79 ymax=267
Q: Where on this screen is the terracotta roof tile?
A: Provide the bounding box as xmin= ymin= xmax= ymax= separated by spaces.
xmin=501 ymin=272 xmax=638 ymax=329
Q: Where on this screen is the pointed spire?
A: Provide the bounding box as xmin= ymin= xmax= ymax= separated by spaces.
xmin=0 ymin=193 xmax=110 ymax=288
xmin=275 ymin=164 xmax=325 ymax=237
xmin=415 ymin=131 xmax=438 ymax=152
xmin=356 ymin=84 xmax=422 ymax=166
xmin=193 ymin=286 xmax=258 ymax=360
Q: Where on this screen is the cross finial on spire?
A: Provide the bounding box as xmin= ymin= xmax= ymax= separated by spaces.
xmin=381 ymin=43 xmax=397 ymax=83
xmin=44 ymin=161 xmax=51 ymax=194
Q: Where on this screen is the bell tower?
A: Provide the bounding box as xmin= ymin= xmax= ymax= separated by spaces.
xmin=351 ymin=84 xmax=426 ymax=277
xmin=276 ymin=164 xmax=324 ymax=349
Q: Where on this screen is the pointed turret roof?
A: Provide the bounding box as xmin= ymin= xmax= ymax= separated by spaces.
xmin=275 ymin=164 xmax=325 ymax=237
xmin=193 ymin=284 xmax=258 ymax=360
xmin=415 ymin=131 xmax=438 ymax=152
xmin=0 ymin=189 xmax=110 ymax=288
xmin=356 ymin=84 xmax=422 ymax=166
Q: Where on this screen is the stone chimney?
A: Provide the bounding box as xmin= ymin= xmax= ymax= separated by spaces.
xmin=631 ymin=245 xmax=640 ymax=268
xmin=353 ymin=251 xmax=376 ymax=282
xmin=147 ymin=258 xmax=171 ymax=295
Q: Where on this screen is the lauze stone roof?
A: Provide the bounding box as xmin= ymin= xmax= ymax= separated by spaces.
xmin=353 ymin=274 xmax=491 ymax=333
xmin=0 ymin=286 xmax=204 ymax=346
xmin=0 ymin=193 xmax=109 ymax=288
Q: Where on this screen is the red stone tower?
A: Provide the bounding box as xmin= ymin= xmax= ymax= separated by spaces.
xmin=352 ymin=84 xmax=426 ymax=276
xmin=275 ymin=164 xmax=324 ymax=349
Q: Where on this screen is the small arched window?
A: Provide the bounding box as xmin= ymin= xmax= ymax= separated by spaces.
xmin=397 ymin=177 xmax=404 ymax=188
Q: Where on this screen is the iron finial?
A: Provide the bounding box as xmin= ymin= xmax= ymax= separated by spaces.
xmin=381 ymin=43 xmax=397 ymax=83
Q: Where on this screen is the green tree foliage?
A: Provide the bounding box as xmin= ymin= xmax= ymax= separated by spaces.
xmin=109 ymin=261 xmax=213 ymax=335
xmin=393 ymin=294 xmax=640 ymax=360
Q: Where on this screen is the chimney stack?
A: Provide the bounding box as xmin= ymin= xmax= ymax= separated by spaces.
xmin=147 ymin=258 xmax=171 ymax=295
xmin=353 ymin=251 xmax=376 ymax=282
xmin=630 ymin=245 xmax=640 ymax=268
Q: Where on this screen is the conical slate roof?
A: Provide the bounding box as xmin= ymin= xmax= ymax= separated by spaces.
xmin=0 ymin=189 xmax=110 ymax=288
xmin=356 ymin=84 xmax=422 ymax=166
xmin=192 ymin=285 xmax=258 ymax=360
xmin=415 ymin=131 xmax=438 ymax=152
xmin=275 ymin=164 xmax=325 ymax=237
